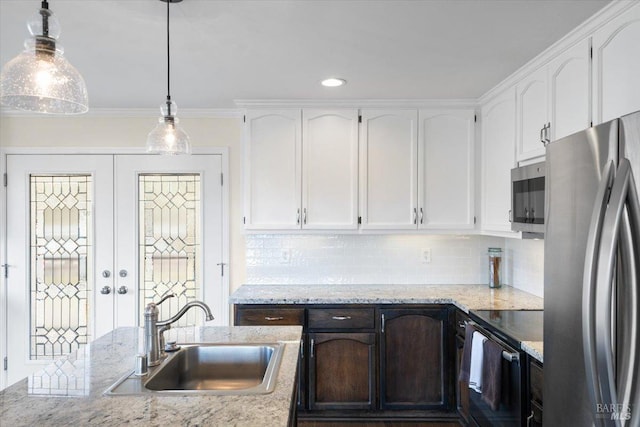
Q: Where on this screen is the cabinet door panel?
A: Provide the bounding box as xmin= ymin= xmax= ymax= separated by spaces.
xmin=303 ymin=109 xmax=358 ymax=229
xmin=418 ymin=110 xmax=475 ymax=230
xmin=517 ymin=68 xmax=548 ymax=161
xmin=549 ymin=39 xmax=591 ymax=141
xmin=593 ymin=3 xmax=640 ymax=123
xmin=360 ymin=109 xmax=418 ymax=229
xmin=244 ymin=109 xmax=302 ymax=229
xmin=481 ymin=89 xmax=517 ymax=233
xmin=309 ymin=332 xmax=376 ymax=410
xmin=380 ymin=308 xmax=449 ymax=410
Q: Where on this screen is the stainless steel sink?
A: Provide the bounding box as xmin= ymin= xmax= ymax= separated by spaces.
xmin=104 ymin=343 xmax=284 ymax=396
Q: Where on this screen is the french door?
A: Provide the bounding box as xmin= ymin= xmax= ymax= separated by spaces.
xmin=4 ymin=153 xmax=226 ymax=387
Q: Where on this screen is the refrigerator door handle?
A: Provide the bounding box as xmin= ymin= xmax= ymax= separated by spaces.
xmin=582 ymin=160 xmax=614 ymax=424
xmin=594 ymin=158 xmax=639 ymax=426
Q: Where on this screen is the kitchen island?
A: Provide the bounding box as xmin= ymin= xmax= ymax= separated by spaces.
xmin=0 ymin=326 xmax=302 ymax=427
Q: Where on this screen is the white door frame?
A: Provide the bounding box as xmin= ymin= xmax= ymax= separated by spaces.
xmin=0 ymin=147 xmax=230 ymax=390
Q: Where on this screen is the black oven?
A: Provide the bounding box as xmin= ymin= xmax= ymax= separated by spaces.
xmin=465 ymin=321 xmax=526 ymax=427
xmin=510 ymin=162 xmax=545 ymax=238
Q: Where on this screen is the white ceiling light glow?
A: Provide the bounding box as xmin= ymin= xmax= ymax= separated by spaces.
xmin=321 ymin=78 xmax=347 ymax=88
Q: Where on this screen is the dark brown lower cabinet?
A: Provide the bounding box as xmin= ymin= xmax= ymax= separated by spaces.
xmin=380 ymin=308 xmax=450 ymax=410
xmin=308 ymin=332 xmax=376 ymax=410
xmin=528 ymin=358 xmax=543 ymax=426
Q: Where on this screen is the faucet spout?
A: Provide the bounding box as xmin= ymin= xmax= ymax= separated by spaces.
xmin=157 ymin=300 xmax=215 ymax=326
xmin=144 ymin=299 xmax=214 ymax=367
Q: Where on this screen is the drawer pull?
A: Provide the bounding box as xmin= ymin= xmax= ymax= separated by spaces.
xmin=264 ymin=316 xmax=285 ymax=321
xmin=331 ymin=315 xmax=352 ymax=321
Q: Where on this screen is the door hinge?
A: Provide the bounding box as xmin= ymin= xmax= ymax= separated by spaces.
xmin=358 ymin=115 xmax=362 ymax=123
xmin=358 ymin=216 xmax=362 ymax=224
xmin=3 ymin=357 xmax=7 ymax=371
xmin=220 ymin=173 xmax=224 ymax=186
xmin=3 ymin=173 xmax=6 ymax=187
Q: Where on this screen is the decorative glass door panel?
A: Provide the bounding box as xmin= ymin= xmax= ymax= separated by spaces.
xmin=139 ymin=174 xmax=201 ymax=327
xmin=5 ymin=153 xmax=225 ymax=389
xmin=30 ymin=175 xmax=92 ymax=360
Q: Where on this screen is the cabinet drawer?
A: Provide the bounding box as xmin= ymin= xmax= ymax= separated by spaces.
xmin=236 ymin=307 xmax=304 ymax=326
xmin=308 ymin=308 xmax=375 ymax=329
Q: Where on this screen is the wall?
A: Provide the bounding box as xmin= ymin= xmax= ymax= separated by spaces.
xmin=246 ymin=234 xmax=506 ymax=285
xmin=505 ymin=238 xmax=544 ymax=297
xmin=0 ymin=113 xmax=248 ymax=295
xmin=0 ymin=113 xmax=545 ymax=297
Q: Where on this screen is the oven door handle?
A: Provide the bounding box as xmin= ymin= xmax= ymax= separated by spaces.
xmin=465 ymin=320 xmax=520 ymax=363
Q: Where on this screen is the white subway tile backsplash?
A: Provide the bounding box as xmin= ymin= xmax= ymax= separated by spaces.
xmin=245 ymin=234 xmax=507 ymax=286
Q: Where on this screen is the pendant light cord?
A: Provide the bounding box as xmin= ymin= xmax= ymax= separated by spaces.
xmin=166 ymin=0 xmax=172 ymax=115
xmin=41 ymin=0 xmax=49 ymax=37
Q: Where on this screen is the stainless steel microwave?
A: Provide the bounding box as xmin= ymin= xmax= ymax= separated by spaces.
xmin=510 ymin=161 xmax=545 ymax=237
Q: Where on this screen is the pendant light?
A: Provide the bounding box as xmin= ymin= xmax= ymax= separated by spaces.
xmin=146 ymin=0 xmax=191 ymax=155
xmin=0 ymin=1 xmax=88 ymax=115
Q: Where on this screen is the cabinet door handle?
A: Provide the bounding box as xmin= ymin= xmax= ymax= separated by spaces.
xmin=419 ymin=208 xmax=424 ymax=224
xmin=508 ymin=209 xmax=513 ymax=223
xmin=300 ymin=339 xmax=304 ymax=359
xmin=264 ymin=316 xmax=285 ymax=321
xmin=381 ymin=314 xmax=386 ymax=333
xmin=413 ymin=208 xmax=417 ymax=225
xmin=527 ymin=410 xmax=534 ymax=427
xmin=331 ymin=315 xmax=352 ymax=321
xmin=303 ymin=208 xmax=307 ymax=225
xmin=310 ymin=338 xmax=315 ymax=358
xmin=546 ymin=122 xmax=551 ymax=143
xmin=296 ymin=209 xmax=300 ymax=225
xmin=540 ymin=125 xmax=545 ymax=144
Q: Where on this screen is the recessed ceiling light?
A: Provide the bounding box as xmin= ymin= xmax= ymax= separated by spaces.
xmin=321 ymin=78 xmax=347 ymax=87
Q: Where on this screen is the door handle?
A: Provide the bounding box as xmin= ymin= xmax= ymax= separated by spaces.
xmin=310 ymin=338 xmax=315 ymax=358
xmin=413 ymin=208 xmax=417 ymax=225
xmin=264 ymin=316 xmax=285 ymax=321
xmin=216 ymin=262 xmax=226 ymax=276
xmin=100 ymin=286 xmax=111 ymax=295
xmin=296 ymin=208 xmax=300 ymax=225
xmin=419 ymin=208 xmax=424 ymax=225
xmin=545 ymin=122 xmax=551 ymax=144
xmin=594 ymin=159 xmax=640 ymax=414
xmin=119 ymin=269 xmax=127 ymax=278
xmin=381 ymin=313 xmax=386 ymax=333
xmin=102 ymin=270 xmax=111 ymax=278
xmin=540 ymin=125 xmax=545 ymax=144
xmin=582 ymin=160 xmax=614 ymax=415
xmin=117 ymin=286 xmax=128 ymax=295
xmin=331 ymin=316 xmax=352 ymax=321
xmin=303 ymin=208 xmax=307 ymax=225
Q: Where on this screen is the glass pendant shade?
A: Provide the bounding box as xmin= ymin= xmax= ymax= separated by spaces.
xmin=0 ymin=6 xmax=88 ymax=115
xmin=146 ymin=101 xmax=191 ymax=155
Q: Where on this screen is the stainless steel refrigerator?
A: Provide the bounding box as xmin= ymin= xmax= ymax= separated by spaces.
xmin=545 ymin=111 xmax=640 ymax=426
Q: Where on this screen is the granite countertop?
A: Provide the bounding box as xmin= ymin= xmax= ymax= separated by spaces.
xmin=231 ymin=284 xmax=545 ymax=362
xmin=0 ymin=326 xmax=302 ymax=427
xmin=522 ymin=341 xmax=544 ymax=363
xmin=230 ymin=284 xmax=544 ymax=312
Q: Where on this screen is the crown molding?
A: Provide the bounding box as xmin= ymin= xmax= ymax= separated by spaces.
xmin=234 ymin=98 xmax=478 ymax=109
xmin=478 ymin=0 xmax=638 ymax=105
xmin=0 ymin=107 xmax=243 ymax=119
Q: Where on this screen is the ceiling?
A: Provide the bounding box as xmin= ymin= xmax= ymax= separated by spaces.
xmin=0 ymin=0 xmax=612 ymax=111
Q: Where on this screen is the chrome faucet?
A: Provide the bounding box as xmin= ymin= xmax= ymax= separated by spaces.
xmin=144 ymin=294 xmax=215 ymax=366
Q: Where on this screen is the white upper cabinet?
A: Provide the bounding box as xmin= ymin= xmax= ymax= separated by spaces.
xmin=516 ymin=38 xmax=591 ymax=161
xmin=302 ymin=109 xmax=359 ymax=229
xmin=359 ymin=109 xmax=418 ymax=230
xmin=517 ymin=67 xmax=548 ymax=161
xmin=418 ymin=109 xmax=475 ymax=230
xmin=244 ymin=109 xmax=302 ymax=229
xmin=548 ymin=38 xmax=591 ymax=140
xmin=481 ymin=89 xmax=517 ymax=233
xmin=593 ymin=2 xmax=640 ymax=123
